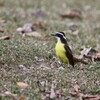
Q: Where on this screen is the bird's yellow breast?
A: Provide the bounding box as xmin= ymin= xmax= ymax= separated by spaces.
xmin=55 ymin=42 xmax=69 ymax=64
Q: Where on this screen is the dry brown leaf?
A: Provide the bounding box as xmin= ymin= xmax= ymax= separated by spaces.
xmin=0 ymin=91 xmax=17 ymax=100
xmin=96 ymin=53 xmax=100 ymax=58
xmin=79 ymin=47 xmax=92 ymax=59
xmin=84 ymin=54 xmax=100 ymax=61
xmin=19 ymin=96 xmax=25 ymax=100
xmin=17 ymin=23 xmax=42 ymax=38
xmin=79 ymin=47 xmax=98 ymax=58
xmin=33 ymin=21 xmax=46 ymax=30
xmin=17 ymin=82 xmax=28 ymax=89
xmin=79 ymin=46 xmax=100 ymax=62
xmin=60 ymin=9 xmax=82 ymax=19
xmin=0 ymin=19 xmax=5 ymax=25
xmin=73 ymin=56 xmax=88 ymax=64
xmin=17 ymin=23 xmax=35 ymax=33
xmin=25 ymin=31 xmax=42 ymax=38
xmin=0 ymin=3 xmax=5 ymax=7
xmin=0 ymin=36 xmax=10 ymax=40
xmin=0 ymin=28 xmax=4 ymax=32
xmin=94 ymin=52 xmax=100 ymax=61
xmin=71 ymin=84 xmax=100 ymax=100
xmin=16 ymin=27 xmax=23 ymax=32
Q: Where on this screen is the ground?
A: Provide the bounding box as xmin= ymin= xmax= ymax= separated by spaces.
xmin=0 ymin=0 xmax=100 ymax=100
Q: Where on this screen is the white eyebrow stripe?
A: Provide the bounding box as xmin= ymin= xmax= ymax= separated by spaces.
xmin=55 ymin=32 xmax=64 ymax=36
xmin=56 ymin=32 xmax=66 ymax=39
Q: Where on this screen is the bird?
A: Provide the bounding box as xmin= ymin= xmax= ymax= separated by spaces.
xmin=51 ymin=31 xmax=74 ymax=67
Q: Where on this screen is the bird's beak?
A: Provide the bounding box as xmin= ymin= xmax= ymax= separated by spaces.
xmin=51 ymin=33 xmax=56 ymax=36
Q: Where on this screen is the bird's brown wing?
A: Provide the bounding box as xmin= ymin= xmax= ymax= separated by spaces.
xmin=64 ymin=44 xmax=74 ymax=67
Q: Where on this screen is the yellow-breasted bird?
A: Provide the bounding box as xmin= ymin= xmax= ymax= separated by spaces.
xmin=51 ymin=32 xmax=74 ymax=67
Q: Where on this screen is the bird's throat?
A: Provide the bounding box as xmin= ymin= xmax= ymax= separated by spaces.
xmin=56 ymin=37 xmax=61 ymax=43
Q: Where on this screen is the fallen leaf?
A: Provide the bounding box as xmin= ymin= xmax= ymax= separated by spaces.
xmin=33 ymin=21 xmax=46 ymax=30
xmin=73 ymin=56 xmax=88 ymax=64
xmin=5 ymin=91 xmax=17 ymax=97
xmin=0 ymin=28 xmax=4 ymax=32
xmin=71 ymin=84 xmax=100 ymax=100
xmin=16 ymin=27 xmax=23 ymax=32
xmin=79 ymin=47 xmax=92 ymax=59
xmin=25 ymin=31 xmax=42 ymax=37
xmin=96 ymin=53 xmax=100 ymax=58
xmin=0 ymin=19 xmax=6 ymax=25
xmin=60 ymin=9 xmax=82 ymax=19
xmin=19 ymin=96 xmax=25 ymax=100
xmin=17 ymin=82 xmax=28 ymax=89
xmin=79 ymin=47 xmax=98 ymax=58
xmin=0 ymin=36 xmax=10 ymax=40
xmin=0 ymin=91 xmax=17 ymax=100
xmin=79 ymin=46 xmax=100 ymax=62
xmin=95 ymin=81 xmax=100 ymax=86
xmin=0 ymin=2 xmax=5 ymax=7
xmin=94 ymin=52 xmax=100 ymax=61
xmin=17 ymin=23 xmax=35 ymax=33
xmin=17 ymin=23 xmax=42 ymax=38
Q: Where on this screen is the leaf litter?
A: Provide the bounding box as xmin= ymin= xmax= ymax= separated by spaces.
xmin=79 ymin=46 xmax=100 ymax=62
xmin=60 ymin=9 xmax=82 ymax=19
xmin=71 ymin=84 xmax=100 ymax=100
xmin=17 ymin=82 xmax=29 ymax=90
xmin=17 ymin=23 xmax=42 ymax=38
xmin=0 ymin=36 xmax=10 ymax=40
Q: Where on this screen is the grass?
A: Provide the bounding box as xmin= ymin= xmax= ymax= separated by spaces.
xmin=0 ymin=0 xmax=100 ymax=99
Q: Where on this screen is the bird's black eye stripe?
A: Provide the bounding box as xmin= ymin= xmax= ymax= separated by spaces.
xmin=59 ymin=32 xmax=65 ymax=36
xmin=58 ymin=34 xmax=67 ymax=43
xmin=57 ymin=34 xmax=63 ymax=38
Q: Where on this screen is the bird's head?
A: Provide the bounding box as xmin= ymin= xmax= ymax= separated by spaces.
xmin=51 ymin=32 xmax=67 ymax=43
